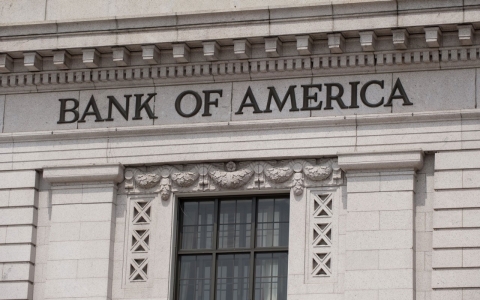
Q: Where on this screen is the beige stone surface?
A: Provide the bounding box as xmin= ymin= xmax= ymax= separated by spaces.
xmin=155 ymin=82 xmax=232 ymax=125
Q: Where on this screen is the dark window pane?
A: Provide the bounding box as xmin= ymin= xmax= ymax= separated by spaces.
xmin=274 ymin=198 xmax=289 ymax=223
xmin=219 ymin=200 xmax=252 ymax=249
xmin=181 ymin=201 xmax=214 ymax=250
xmin=254 ymin=253 xmax=288 ymax=300
xmin=256 ymin=198 xmax=289 ymax=248
xmin=178 ymin=255 xmax=212 ymax=300
xmin=216 ymin=254 xmax=250 ymax=300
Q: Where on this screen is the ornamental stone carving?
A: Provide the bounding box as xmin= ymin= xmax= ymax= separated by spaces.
xmin=123 ymin=158 xmax=343 ymax=199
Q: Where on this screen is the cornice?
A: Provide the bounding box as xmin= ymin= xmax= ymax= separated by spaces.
xmin=1 ymin=45 xmax=480 ymax=94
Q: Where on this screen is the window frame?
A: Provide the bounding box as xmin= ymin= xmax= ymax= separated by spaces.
xmin=173 ymin=195 xmax=290 ymax=300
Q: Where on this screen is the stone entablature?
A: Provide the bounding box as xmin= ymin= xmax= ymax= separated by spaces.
xmin=123 ymin=158 xmax=343 ymax=199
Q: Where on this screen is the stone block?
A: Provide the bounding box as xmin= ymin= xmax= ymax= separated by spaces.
xmin=345 ymin=290 xmax=378 ymax=300
xmin=346 ymin=250 xmax=378 ymax=270
xmin=265 ymin=37 xmax=282 ymax=57
xmin=434 ymin=170 xmax=462 ymax=190
xmin=155 ymin=82 xmax=231 ymax=125
xmin=141 ymin=45 xmax=161 ymax=64
xmin=233 ymin=39 xmax=251 ymax=59
xmin=380 ymin=173 xmax=415 ymax=192
xmin=434 ymin=190 xmax=480 ymax=209
xmin=436 ymin=150 xmax=480 ymax=170
xmin=392 ymin=69 xmax=476 ymax=114
xmin=296 ymin=35 xmax=312 ymax=55
xmin=50 ymin=203 xmax=113 ymax=223
xmin=392 ymin=29 xmax=409 ymax=50
xmin=380 ymin=210 xmax=413 ymax=230
xmin=0 ymin=282 xmax=33 ymax=300
xmin=432 ymin=269 xmax=480 ymax=288
xmin=0 ymin=244 xmax=35 ymax=263
xmin=348 ymin=192 xmax=413 ymax=212
xmin=347 ymin=175 xmax=380 ymax=193
xmin=464 ymin=289 xmax=480 ymax=300
xmin=359 ymin=31 xmax=377 ymax=51
xmin=432 ymin=249 xmax=462 ymax=268
xmin=345 ymin=269 xmax=413 ymax=290
xmin=0 ymin=227 xmax=6 ymax=243
xmin=424 ymin=27 xmax=442 ymax=47
xmin=4 ymin=92 xmax=79 ymax=133
xmin=48 ymin=240 xmax=111 ymax=260
xmin=172 ymin=43 xmax=190 ymax=63
xmin=23 ymin=52 xmax=43 ymax=72
xmin=0 ymin=262 xmax=34 ymax=281
xmin=79 ymin=221 xmax=113 ymax=241
xmin=328 ymin=33 xmax=345 ymax=53
xmin=346 ymin=230 xmax=413 ymax=250
xmin=52 ymin=50 xmax=72 ymax=70
xmin=77 ymin=258 xmax=110 ymax=278
xmin=9 ymin=189 xmax=38 ymax=207
xmin=203 ymin=41 xmax=220 ymax=61
xmin=46 ymin=259 xmax=77 ymax=279
xmin=463 ymin=249 xmax=480 ymax=267
xmin=347 ymin=211 xmax=379 ymax=231
xmin=433 ymin=209 xmax=462 ymax=228
xmin=431 ymin=289 xmax=462 ymax=300
xmin=416 ymin=271 xmax=432 ymax=292
xmin=415 ymin=232 xmax=432 ymax=252
xmin=463 ymin=209 xmax=480 ymax=227
xmin=378 ymin=289 xmax=413 ymax=300
xmin=0 ymin=171 xmax=38 ymax=190
xmin=433 ymin=229 xmax=480 ymax=248
xmin=0 ymin=207 xmax=37 ymax=226
xmin=82 ymin=49 xmax=101 ymax=68
xmin=463 ymin=170 xmax=480 ymax=188
xmin=6 ymin=225 xmax=36 ymax=244
xmin=0 ymin=54 xmax=14 ymax=73
xmin=112 ymin=47 xmax=131 ymax=66
xmin=49 ymin=223 xmax=80 ymax=241
xmin=51 ymin=188 xmax=83 ymax=206
xmin=44 ymin=278 xmax=109 ymax=298
xmin=378 ymin=249 xmax=413 ymax=269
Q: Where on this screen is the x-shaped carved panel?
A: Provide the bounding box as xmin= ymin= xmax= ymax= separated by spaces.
xmin=313 ymin=193 xmax=333 ymax=218
xmin=130 ymin=258 xmax=148 ymax=282
xmin=131 ymin=229 xmax=150 ymax=253
xmin=312 ymin=252 xmax=331 ymax=277
xmin=312 ymin=222 xmax=332 ymax=247
xmin=132 ymin=200 xmax=152 ymax=224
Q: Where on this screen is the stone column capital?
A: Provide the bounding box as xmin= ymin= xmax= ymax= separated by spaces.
xmin=43 ymin=163 xmax=124 ymax=184
xmin=337 ymin=150 xmax=424 ymax=172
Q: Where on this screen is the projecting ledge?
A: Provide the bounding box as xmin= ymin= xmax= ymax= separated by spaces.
xmin=337 ymin=150 xmax=424 ymax=172
xmin=43 ymin=163 xmax=124 ymax=184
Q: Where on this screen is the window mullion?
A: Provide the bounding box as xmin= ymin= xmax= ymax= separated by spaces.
xmin=211 ymin=198 xmax=219 ymax=300
xmin=249 ymin=197 xmax=257 ymax=300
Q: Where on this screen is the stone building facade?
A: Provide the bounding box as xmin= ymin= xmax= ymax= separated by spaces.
xmin=0 ymin=1 xmax=480 ymax=299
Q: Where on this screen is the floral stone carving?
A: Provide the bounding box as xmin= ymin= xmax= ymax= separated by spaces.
xmin=123 ymin=158 xmax=342 ymax=200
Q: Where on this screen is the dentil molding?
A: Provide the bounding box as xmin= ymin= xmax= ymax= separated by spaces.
xmin=123 ymin=158 xmax=343 ymax=200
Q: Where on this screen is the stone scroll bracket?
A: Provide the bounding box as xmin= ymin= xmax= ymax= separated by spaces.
xmin=122 ymin=158 xmax=344 ymax=199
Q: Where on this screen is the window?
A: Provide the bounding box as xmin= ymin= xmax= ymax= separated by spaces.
xmin=176 ymin=196 xmax=290 ymax=300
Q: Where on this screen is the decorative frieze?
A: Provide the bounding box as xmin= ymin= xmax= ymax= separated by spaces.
xmin=123 ymin=159 xmax=342 ymax=199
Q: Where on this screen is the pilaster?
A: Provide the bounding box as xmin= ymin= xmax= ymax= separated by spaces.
xmin=0 ymin=170 xmax=39 ymax=300
xmin=338 ymin=150 xmax=423 ymax=300
xmin=42 ymin=164 xmax=124 ymax=300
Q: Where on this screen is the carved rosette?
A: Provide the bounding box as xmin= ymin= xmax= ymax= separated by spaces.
xmin=123 ymin=159 xmax=343 ymax=199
